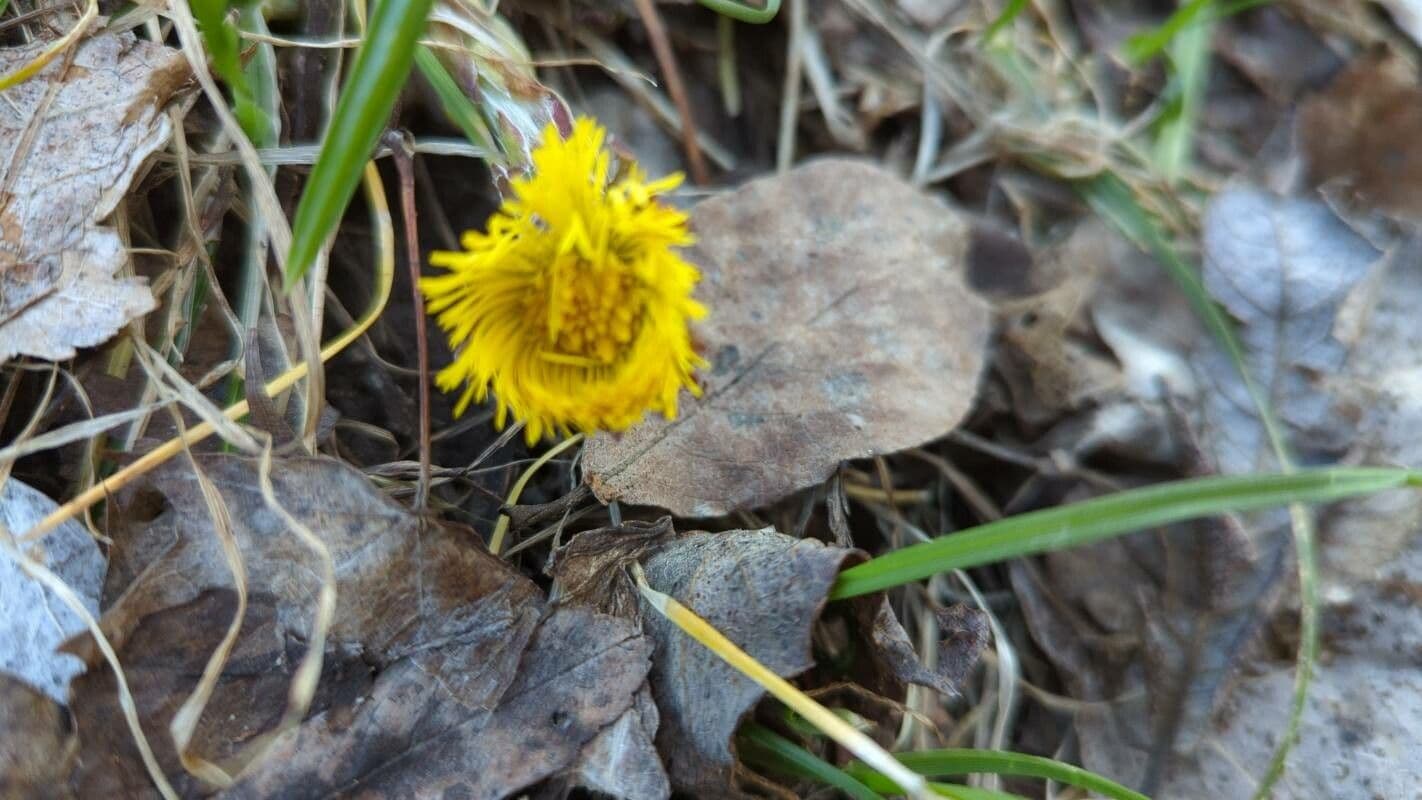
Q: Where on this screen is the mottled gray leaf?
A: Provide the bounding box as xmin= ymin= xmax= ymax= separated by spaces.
xmin=638 ymin=529 xmax=859 ymax=796
xmin=0 ymin=478 xmax=104 ymax=703
xmin=1197 ymin=187 xmax=1379 ymax=474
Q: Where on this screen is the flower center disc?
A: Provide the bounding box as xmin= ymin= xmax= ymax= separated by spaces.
xmin=547 ymin=259 xmax=641 ymax=366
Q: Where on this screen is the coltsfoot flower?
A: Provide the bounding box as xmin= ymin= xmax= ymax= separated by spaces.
xmin=421 ymin=117 xmax=706 ymax=442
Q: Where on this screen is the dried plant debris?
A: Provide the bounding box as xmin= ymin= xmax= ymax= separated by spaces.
xmin=0 ymin=33 xmax=188 ymax=363
xmin=584 ymin=159 xmax=990 ymax=517
xmin=0 ymin=675 xmax=75 ymax=798
xmin=0 ymin=478 xmax=105 ymax=704
xmin=1007 ymin=188 xmax=1410 ymax=795
xmin=65 ymin=455 xmax=654 ymax=798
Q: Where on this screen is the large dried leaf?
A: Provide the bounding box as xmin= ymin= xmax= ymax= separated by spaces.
xmin=0 ymin=33 xmax=188 ymax=362
xmin=584 ymin=159 xmax=990 ymax=516
xmin=94 ymin=455 xmax=543 ymax=661
xmin=0 ymin=478 xmax=105 ymax=703
xmin=68 ymin=589 xmax=371 ymax=798
xmin=71 ymin=455 xmax=628 ymax=797
xmin=228 ymin=606 xmax=651 ymax=800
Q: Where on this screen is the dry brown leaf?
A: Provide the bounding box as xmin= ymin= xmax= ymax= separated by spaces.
xmin=0 ymin=33 xmax=188 ymax=362
xmin=228 ymin=606 xmax=651 ymax=800
xmin=68 ymin=454 xmax=660 ymax=798
xmin=584 ymin=159 xmax=990 ymax=516
xmin=93 ymin=455 xmax=544 ymax=661
xmin=0 ymin=674 xmax=76 ymax=798
xmin=68 ymin=589 xmax=371 ymax=798
xmin=1298 ymin=52 xmax=1422 ymax=224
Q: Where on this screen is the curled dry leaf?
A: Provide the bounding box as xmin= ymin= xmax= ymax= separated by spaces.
xmin=584 ymin=159 xmax=990 ymax=517
xmin=69 ymin=455 xmax=650 ymax=799
xmin=0 ymin=478 xmax=105 ymax=704
xmin=0 ymin=33 xmax=188 ymax=363
xmin=1196 ymin=188 xmax=1379 ymax=474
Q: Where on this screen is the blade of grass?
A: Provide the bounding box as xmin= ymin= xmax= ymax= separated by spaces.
xmin=285 ymin=0 xmax=435 ymax=288
xmin=830 ymin=468 xmax=1418 ymax=599
xmin=190 ymin=0 xmax=269 ymax=140
xmin=1123 ymin=0 xmax=1269 ymax=63
xmin=983 ymin=0 xmax=1029 ymax=43
xmin=697 ymin=0 xmax=781 ymax=23
xmin=413 ymin=45 xmax=500 ymax=158
xmin=738 ymin=723 xmax=884 ymax=800
xmin=1152 ymin=1 xmax=1213 ymax=183
xmin=846 ymin=749 xmax=1147 ymax=800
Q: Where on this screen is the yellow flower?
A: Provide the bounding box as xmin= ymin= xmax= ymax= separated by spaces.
xmin=421 ymin=117 xmax=707 ymax=443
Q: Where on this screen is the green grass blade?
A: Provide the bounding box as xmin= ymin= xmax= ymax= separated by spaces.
xmin=284 ymin=0 xmax=436 ymax=288
xmin=983 ymin=0 xmax=1029 ymax=43
xmin=697 ymin=0 xmax=781 ymax=23
xmin=1152 ymin=1 xmax=1212 ymax=183
xmin=926 ymin=783 xmax=1028 ymax=800
xmin=738 ymin=723 xmax=884 ymax=800
xmin=1123 ymin=0 xmax=1270 ymax=63
xmin=413 ymin=45 xmax=500 ymax=157
xmin=1122 ymin=0 xmax=1211 ymax=64
xmin=190 ymin=0 xmax=268 ymax=140
xmin=830 ymin=468 xmax=1418 ymax=599
xmin=846 ymin=749 xmax=1147 ymax=800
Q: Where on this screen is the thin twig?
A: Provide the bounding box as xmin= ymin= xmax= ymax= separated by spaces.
xmin=385 ymin=130 xmax=433 ymax=510
xmin=631 ymin=0 xmax=710 ymax=184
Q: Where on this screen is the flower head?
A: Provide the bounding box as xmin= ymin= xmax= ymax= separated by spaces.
xmin=421 ymin=117 xmax=706 ymax=442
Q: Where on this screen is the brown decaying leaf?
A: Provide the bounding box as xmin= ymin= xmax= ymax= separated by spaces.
xmin=0 ymin=33 xmax=189 ymax=363
xmin=584 ymin=159 xmax=990 ymax=517
xmin=0 ymin=674 xmax=76 ymax=798
xmin=228 ymin=605 xmax=651 ymax=800
xmin=67 ymin=456 xmax=653 ymax=799
xmin=1298 ymin=52 xmax=1422 ymax=225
